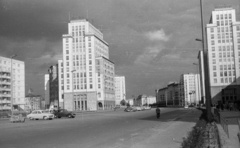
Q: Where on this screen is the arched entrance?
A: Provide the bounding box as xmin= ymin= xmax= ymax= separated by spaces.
xmin=98 ymin=102 xmax=103 ymax=110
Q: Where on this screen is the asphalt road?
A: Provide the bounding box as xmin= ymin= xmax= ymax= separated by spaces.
xmin=0 ymin=108 xmax=201 ymax=148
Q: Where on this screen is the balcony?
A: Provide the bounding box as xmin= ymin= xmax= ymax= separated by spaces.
xmin=0 ymin=106 xmax=11 ymax=110
xmin=0 ymin=74 xmax=11 ymax=80
xmin=0 ymin=100 xmax=11 ymax=104
xmin=0 ymin=80 xmax=11 ymax=85
xmin=0 ymin=87 xmax=11 ymax=91
xmin=0 ymin=94 xmax=11 ymax=97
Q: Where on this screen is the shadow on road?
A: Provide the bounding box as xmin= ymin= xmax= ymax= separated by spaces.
xmin=138 ymin=108 xmax=202 ymax=123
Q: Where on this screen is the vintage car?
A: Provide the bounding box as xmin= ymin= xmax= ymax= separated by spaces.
xmin=27 ymin=110 xmax=54 ymax=120
xmin=53 ymin=109 xmax=76 ymax=118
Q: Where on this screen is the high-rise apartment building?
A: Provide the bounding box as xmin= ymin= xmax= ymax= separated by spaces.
xmin=0 ymin=56 xmax=25 ymax=111
xmin=114 ymin=76 xmax=126 ymax=105
xmin=179 ymin=73 xmax=201 ymax=106
xmin=62 ymin=19 xmax=115 ymax=111
xmin=206 ymin=7 xmax=240 ymax=104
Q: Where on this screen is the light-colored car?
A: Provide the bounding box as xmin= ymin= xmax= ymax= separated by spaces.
xmin=135 ymin=106 xmax=142 ymax=111
xmin=27 ymin=110 xmax=54 ymax=120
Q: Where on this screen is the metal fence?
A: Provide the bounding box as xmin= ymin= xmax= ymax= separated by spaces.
xmin=214 ymin=109 xmax=229 ymax=138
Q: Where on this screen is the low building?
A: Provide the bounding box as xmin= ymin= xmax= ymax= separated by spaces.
xmin=24 ymin=89 xmax=43 ymax=112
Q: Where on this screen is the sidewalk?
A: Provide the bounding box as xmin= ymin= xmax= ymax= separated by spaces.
xmin=131 ymin=108 xmax=202 ymax=148
xmin=217 ymin=111 xmax=240 ymax=148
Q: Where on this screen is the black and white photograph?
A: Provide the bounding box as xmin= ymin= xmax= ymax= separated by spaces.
xmin=0 ymin=0 xmax=240 ymax=147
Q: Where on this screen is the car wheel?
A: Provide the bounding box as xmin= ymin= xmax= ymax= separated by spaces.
xmin=68 ymin=115 xmax=72 ymax=118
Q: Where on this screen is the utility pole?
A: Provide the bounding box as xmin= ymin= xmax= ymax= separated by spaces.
xmin=200 ymin=0 xmax=212 ymax=122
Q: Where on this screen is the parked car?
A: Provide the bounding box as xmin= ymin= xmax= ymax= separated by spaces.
xmin=124 ymin=107 xmax=137 ymax=112
xmin=143 ymin=106 xmax=151 ymax=110
xmin=135 ymin=106 xmax=142 ymax=111
xmin=27 ymin=110 xmax=54 ymax=120
xmin=53 ymin=109 xmax=75 ymax=118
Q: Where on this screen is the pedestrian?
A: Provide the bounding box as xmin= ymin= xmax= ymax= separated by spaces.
xmin=156 ymin=107 xmax=160 ymax=119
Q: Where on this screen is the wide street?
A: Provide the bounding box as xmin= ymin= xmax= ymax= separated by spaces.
xmin=0 ymin=108 xmax=201 ymax=148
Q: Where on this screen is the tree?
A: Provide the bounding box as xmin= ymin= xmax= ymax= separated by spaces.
xmin=120 ymin=99 xmax=127 ymax=106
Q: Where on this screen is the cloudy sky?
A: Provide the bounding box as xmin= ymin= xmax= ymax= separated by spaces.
xmin=0 ymin=0 xmax=239 ymax=98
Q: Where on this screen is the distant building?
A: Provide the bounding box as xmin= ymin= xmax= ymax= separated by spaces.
xmin=0 ymin=56 xmax=25 ymax=111
xmin=156 ymin=87 xmax=168 ymax=106
xmin=167 ymin=82 xmax=180 ymax=106
xmin=179 ymin=73 xmax=201 ymax=106
xmin=206 ymin=7 xmax=240 ymax=104
xmin=127 ymin=98 xmax=134 ymax=106
xmin=48 ymin=65 xmax=59 ymax=109
xmin=114 ymin=76 xmax=126 ymax=105
xmin=25 ymin=89 xmax=43 ymax=111
xmin=198 ymin=51 xmax=205 ymax=104
xmin=58 ymin=60 xmax=64 ymax=109
xmin=134 ymin=95 xmax=156 ymax=106
xmin=61 ymin=19 xmax=115 ymax=111
xmin=44 ymin=74 xmax=50 ymax=109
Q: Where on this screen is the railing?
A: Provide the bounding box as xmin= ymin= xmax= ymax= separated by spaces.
xmin=214 ymin=109 xmax=229 ymax=138
xmin=220 ymin=116 xmax=229 ymax=138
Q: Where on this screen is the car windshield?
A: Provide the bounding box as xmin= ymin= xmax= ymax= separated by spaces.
xmin=42 ymin=111 xmax=50 ymax=113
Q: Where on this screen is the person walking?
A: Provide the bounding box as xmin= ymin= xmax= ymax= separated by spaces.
xmin=156 ymin=107 xmax=161 ymax=119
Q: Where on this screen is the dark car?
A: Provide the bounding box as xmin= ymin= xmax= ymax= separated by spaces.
xmin=54 ymin=109 xmax=75 ymax=118
xmin=124 ymin=107 xmax=137 ymax=112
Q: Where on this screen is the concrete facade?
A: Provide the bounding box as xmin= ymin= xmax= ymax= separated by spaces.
xmin=206 ymin=7 xmax=240 ymax=104
xmin=179 ymin=74 xmax=201 ymax=106
xmin=114 ymin=76 xmax=126 ymax=106
xmin=0 ymin=56 xmax=25 ymax=111
xmin=62 ymin=19 xmax=115 ymax=111
xmin=44 ymin=74 xmax=50 ymax=109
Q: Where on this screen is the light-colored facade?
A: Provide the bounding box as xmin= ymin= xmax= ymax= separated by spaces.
xmin=179 ymin=73 xmax=201 ymax=106
xmin=206 ymin=7 xmax=240 ymax=104
xmin=114 ymin=76 xmax=126 ymax=106
xmin=62 ymin=19 xmax=115 ymax=111
xmin=44 ymin=74 xmax=50 ymax=109
xmin=198 ymin=50 xmax=206 ymax=104
xmin=0 ymin=56 xmax=25 ymax=111
xmin=58 ymin=60 xmax=64 ymax=109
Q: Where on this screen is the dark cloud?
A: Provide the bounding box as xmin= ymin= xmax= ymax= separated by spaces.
xmin=0 ymin=0 xmax=239 ymax=97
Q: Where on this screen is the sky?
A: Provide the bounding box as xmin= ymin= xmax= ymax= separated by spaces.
xmin=0 ymin=0 xmax=239 ymax=98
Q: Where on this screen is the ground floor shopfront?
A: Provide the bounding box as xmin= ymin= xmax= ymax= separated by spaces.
xmin=64 ymin=92 xmax=115 ymax=111
xmin=211 ymin=85 xmax=240 ymax=105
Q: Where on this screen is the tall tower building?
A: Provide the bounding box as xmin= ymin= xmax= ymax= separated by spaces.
xmin=206 ymin=7 xmax=240 ymax=104
xmin=114 ymin=76 xmax=126 ymax=105
xmin=62 ymin=19 xmax=115 ymax=111
xmin=0 ymin=56 xmax=25 ymax=111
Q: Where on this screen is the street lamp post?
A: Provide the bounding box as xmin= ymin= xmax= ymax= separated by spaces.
xmin=198 ymin=0 xmax=212 ymax=122
xmin=71 ymin=70 xmax=76 ymax=111
xmin=193 ymin=63 xmax=201 ymax=105
xmin=10 ymin=54 xmax=17 ymax=116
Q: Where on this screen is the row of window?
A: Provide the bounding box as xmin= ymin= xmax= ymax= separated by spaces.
xmin=213 ymin=77 xmax=236 ymax=84
xmin=216 ymin=13 xmax=232 ymax=20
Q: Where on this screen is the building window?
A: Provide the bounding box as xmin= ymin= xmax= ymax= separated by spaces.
xmin=214 ymin=79 xmax=217 ymax=83
xmin=213 ymin=72 xmax=217 ymax=77
xmin=210 ymin=28 xmax=214 ymax=32
xmin=211 ymin=40 xmax=215 ymax=45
